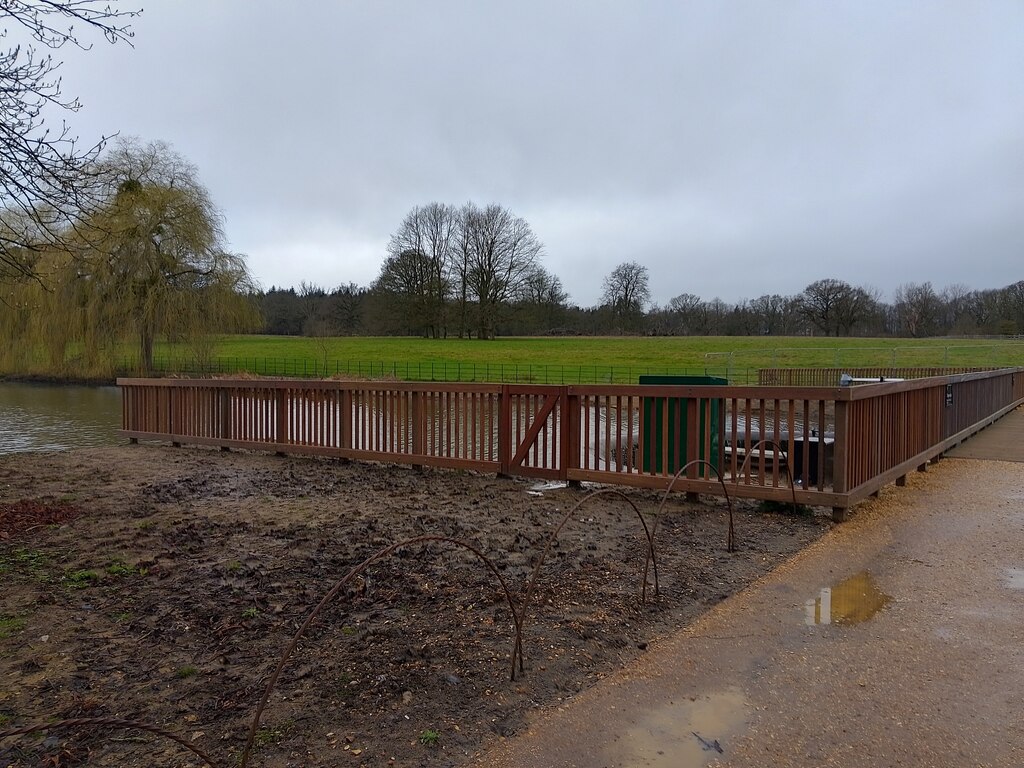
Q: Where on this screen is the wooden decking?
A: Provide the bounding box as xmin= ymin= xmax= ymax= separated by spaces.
xmin=947 ymin=405 xmax=1024 ymax=462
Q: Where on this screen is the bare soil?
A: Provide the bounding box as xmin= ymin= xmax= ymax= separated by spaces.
xmin=0 ymin=445 xmax=829 ymax=767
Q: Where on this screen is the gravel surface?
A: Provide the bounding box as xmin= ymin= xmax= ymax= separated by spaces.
xmin=479 ymin=455 xmax=1024 ymax=767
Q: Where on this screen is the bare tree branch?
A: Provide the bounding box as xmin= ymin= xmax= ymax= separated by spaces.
xmin=1 ymin=1 xmax=140 ymax=278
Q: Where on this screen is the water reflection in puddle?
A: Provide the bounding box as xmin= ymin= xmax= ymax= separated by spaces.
xmin=602 ymin=688 xmax=746 ymax=767
xmin=805 ymin=570 xmax=892 ymax=626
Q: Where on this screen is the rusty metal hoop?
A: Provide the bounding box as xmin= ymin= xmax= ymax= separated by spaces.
xmin=644 ymin=458 xmax=738 ymax=604
xmin=513 ymin=488 xmax=659 ymax=677
xmin=736 ymin=439 xmax=800 ymax=517
xmin=239 ymin=534 xmax=521 ymax=768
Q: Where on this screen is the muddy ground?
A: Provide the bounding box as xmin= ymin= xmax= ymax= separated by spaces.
xmin=0 ymin=445 xmax=829 ymax=767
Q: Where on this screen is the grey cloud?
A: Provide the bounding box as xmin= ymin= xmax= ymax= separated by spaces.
xmin=47 ymin=0 xmax=1024 ymax=305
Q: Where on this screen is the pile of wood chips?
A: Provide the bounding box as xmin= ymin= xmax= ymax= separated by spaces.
xmin=0 ymin=499 xmax=81 ymax=540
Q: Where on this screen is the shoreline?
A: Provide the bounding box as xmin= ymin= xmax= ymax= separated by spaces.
xmin=0 ymin=372 xmax=118 ymax=387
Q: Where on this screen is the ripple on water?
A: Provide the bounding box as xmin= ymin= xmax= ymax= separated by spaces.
xmin=0 ymin=383 xmax=121 ymax=454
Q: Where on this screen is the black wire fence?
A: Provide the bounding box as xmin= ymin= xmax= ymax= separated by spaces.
xmin=119 ymin=357 xmax=748 ymax=384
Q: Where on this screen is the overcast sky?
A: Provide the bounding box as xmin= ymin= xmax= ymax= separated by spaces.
xmin=48 ymin=1 xmax=1024 ymax=306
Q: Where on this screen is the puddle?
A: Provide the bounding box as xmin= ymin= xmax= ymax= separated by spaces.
xmin=1005 ymin=568 xmax=1024 ymax=590
xmin=601 ymin=688 xmax=746 ymax=767
xmin=805 ymin=570 xmax=892 ymax=626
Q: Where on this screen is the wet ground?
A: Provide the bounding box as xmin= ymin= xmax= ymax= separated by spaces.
xmin=479 ymin=455 xmax=1024 ymax=767
xmin=0 ymin=445 xmax=828 ymax=767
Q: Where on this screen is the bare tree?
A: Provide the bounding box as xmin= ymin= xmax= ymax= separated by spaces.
xmin=796 ymin=278 xmax=876 ymax=336
xmin=297 ymin=281 xmax=328 ymax=336
xmin=964 ymin=288 xmax=1001 ymax=333
xmin=1 ymin=1 xmax=140 ymax=279
xmin=1001 ymin=280 xmax=1024 ymax=334
xmin=601 ymin=261 xmax=650 ymax=330
xmin=666 ymin=292 xmax=704 ymax=334
xmin=748 ymin=293 xmax=796 ymax=335
xmin=460 ymin=202 xmax=543 ymax=339
xmin=893 ymin=282 xmax=942 ymax=337
xmin=384 ymin=202 xmax=455 ymax=337
xmin=796 ymin=279 xmax=845 ymax=336
xmin=373 ymin=247 xmax=434 ymax=336
xmin=451 ymin=203 xmax=475 ymax=337
xmin=518 ymin=265 xmax=568 ymax=331
xmin=520 ymin=265 xmax=568 ymax=305
xmin=939 ymin=283 xmax=972 ymax=333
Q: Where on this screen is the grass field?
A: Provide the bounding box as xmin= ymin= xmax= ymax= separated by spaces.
xmin=142 ymin=335 xmax=1024 ymax=384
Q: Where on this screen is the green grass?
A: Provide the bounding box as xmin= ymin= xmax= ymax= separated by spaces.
xmin=251 ymin=721 xmax=293 ymax=750
xmin=138 ymin=334 xmax=1024 ymax=384
xmin=63 ymin=569 xmax=99 ymax=588
xmin=9 ymin=333 xmax=1023 ymax=383
xmin=175 ymin=665 xmax=199 ymax=679
xmin=0 ymin=615 xmax=27 ymax=640
xmin=0 ymin=548 xmax=47 ymax=577
xmin=419 ymin=729 xmax=440 ymax=746
xmin=106 ymin=560 xmax=138 ymax=577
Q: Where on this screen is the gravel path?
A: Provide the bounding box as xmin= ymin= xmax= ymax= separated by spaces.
xmin=478 ymin=456 xmax=1024 ymax=767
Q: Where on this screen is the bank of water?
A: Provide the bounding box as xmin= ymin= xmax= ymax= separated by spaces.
xmin=0 ymin=382 xmax=121 ymax=453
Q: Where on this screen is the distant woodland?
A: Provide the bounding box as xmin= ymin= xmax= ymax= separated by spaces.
xmin=258 ymin=271 xmax=1024 ymax=341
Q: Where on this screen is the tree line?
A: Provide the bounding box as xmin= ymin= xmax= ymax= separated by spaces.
xmin=258 ymin=227 xmax=1024 ymax=339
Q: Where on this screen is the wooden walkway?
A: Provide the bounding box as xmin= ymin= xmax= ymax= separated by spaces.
xmin=947 ymin=405 xmax=1024 ymax=462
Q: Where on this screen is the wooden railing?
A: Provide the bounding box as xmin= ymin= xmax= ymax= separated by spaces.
xmin=119 ymin=368 xmax=1024 ymax=519
xmin=758 ymin=367 xmax=985 ymax=387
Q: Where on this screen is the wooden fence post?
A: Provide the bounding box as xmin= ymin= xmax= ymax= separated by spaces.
xmin=169 ymin=387 xmax=180 ymax=447
xmin=411 ymin=390 xmax=424 ymax=470
xmin=275 ymin=387 xmax=289 ymax=455
xmin=340 ymin=389 xmax=352 ymax=461
xmin=498 ymin=385 xmax=511 ymax=477
xmin=685 ymin=396 xmax=700 ymax=502
xmin=831 ymin=399 xmax=850 ymax=521
xmin=565 ymin=388 xmax=583 ymax=487
xmin=219 ymin=388 xmax=231 ymax=450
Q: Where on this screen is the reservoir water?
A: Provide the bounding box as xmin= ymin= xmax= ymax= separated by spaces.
xmin=0 ymin=382 xmax=122 ymax=454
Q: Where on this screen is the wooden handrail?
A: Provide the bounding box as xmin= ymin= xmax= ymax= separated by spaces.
xmin=118 ymin=367 xmax=1024 ymax=520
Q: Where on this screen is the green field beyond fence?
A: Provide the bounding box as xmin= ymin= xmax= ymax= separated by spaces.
xmin=125 ymin=335 xmax=1024 ymax=384
xmin=5 ymin=335 xmax=1022 ymax=383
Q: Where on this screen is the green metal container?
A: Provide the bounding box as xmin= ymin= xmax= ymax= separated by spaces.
xmin=639 ymin=375 xmax=726 ymax=474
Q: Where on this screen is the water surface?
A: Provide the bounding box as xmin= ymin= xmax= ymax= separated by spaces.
xmin=0 ymin=382 xmax=121 ymax=454
xmin=804 ymin=570 xmax=892 ymax=626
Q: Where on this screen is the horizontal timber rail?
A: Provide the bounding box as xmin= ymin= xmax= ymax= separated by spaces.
xmin=119 ymin=368 xmax=1024 ymax=518
xmin=758 ymin=366 xmax=986 ymax=387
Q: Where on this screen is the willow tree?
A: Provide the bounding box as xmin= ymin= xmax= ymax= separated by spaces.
xmin=75 ymin=138 xmax=258 ymax=373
